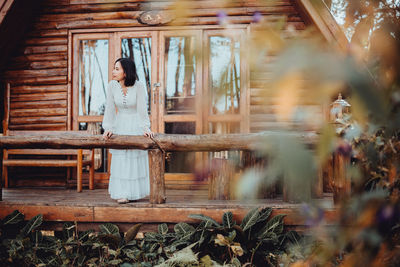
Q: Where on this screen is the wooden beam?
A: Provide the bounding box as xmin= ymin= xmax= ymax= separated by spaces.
xmin=0 ymin=0 xmax=14 ymax=26
xmin=0 ymin=132 xmax=318 ymax=151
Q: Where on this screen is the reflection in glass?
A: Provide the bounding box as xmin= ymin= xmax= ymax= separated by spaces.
xmin=209 ymin=122 xmax=240 ymax=161
xmin=78 ymin=39 xmax=109 ymax=117
xmin=209 ymin=122 xmax=240 ymax=134
xmin=209 ymin=36 xmax=240 ymax=115
xmin=165 ymin=122 xmax=196 ymax=173
xmin=121 ymin=37 xmax=152 ymax=113
xmin=164 ymin=36 xmax=196 ymax=114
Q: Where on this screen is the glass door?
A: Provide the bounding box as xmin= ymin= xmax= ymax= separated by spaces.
xmin=158 ymin=30 xmax=203 ymax=173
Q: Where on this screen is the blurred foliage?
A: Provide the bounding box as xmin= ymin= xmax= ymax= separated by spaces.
xmin=0 ymin=209 xmax=298 ymax=267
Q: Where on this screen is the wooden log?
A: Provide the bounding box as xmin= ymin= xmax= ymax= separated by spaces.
xmin=10 ymin=85 xmax=67 ymax=94
xmin=208 ymin=158 xmax=233 ymax=200
xmin=10 ymin=108 xmax=66 ymax=117
xmin=148 ymin=149 xmax=166 ymax=204
xmin=24 ymin=37 xmax=68 ymax=46
xmin=28 ymin=29 xmax=68 ymax=38
xmin=332 ymin=152 xmax=351 ymax=204
xmin=9 ymin=116 xmax=67 ymax=125
xmin=7 ymin=76 xmax=67 ymax=86
xmin=4 ymin=68 xmax=67 ymax=78
xmin=0 ymin=148 xmax=2 ymax=200
xmin=11 ymin=100 xmax=67 ymax=110
xmin=38 ymin=11 xmax=141 ymax=22
xmin=89 ymin=149 xmax=94 ymax=190
xmin=12 ymin=53 xmax=68 ymax=63
xmin=140 ymin=0 xmax=293 ymax=11
xmin=42 ymin=2 xmax=140 ymax=14
xmin=37 ymin=6 xmax=297 ymax=23
xmin=23 ymin=45 xmax=67 ymax=55
xmin=77 ymin=149 xmax=83 ymax=192
xmin=10 ymin=92 xmax=67 ymax=102
xmin=0 ymin=132 xmax=318 ymax=151
xmin=8 ymin=124 xmax=66 ymax=131
xmin=312 ymin=167 xmax=324 ymax=198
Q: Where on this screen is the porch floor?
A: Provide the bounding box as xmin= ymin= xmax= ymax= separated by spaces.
xmin=0 ymin=188 xmax=336 ymax=230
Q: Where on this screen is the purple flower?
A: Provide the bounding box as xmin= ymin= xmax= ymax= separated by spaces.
xmin=252 ymin=11 xmax=262 ymax=23
xmin=336 ymin=141 xmax=352 ymax=157
xmin=217 ymin=11 xmax=227 ymax=25
xmin=300 ymin=203 xmax=324 ymax=226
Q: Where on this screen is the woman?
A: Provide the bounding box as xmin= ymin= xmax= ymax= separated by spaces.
xmin=102 ymin=58 xmax=154 ymax=204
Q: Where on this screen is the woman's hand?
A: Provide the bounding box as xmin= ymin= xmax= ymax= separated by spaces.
xmin=144 ymin=131 xmax=154 ymax=138
xmin=103 ymin=130 xmax=113 ymax=140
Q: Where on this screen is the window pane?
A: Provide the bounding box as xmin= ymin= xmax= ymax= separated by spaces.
xmin=209 ymin=36 xmax=240 ymax=115
xmin=78 ymin=39 xmax=109 ymax=117
xmin=121 ymin=37 xmax=152 ymax=113
xmin=165 ymin=122 xmax=195 ymax=173
xmin=164 ymin=36 xmax=196 ymax=114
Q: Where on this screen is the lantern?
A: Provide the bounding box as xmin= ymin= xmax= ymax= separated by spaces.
xmin=330 ymin=93 xmax=351 ymax=122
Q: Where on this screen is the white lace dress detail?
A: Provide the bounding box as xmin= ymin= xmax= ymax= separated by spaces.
xmin=102 ymin=80 xmax=150 ymax=200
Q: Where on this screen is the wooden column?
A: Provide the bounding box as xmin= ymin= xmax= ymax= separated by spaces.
xmin=208 ymin=158 xmax=234 ymax=200
xmin=332 ymin=152 xmax=351 ymax=204
xmin=312 ymin=167 xmax=324 ymax=198
xmin=89 ymin=149 xmax=94 ymax=190
xmin=77 ymin=149 xmax=82 ymax=192
xmin=148 ymin=149 xmax=166 ymax=204
xmin=0 ymin=148 xmax=2 ymax=201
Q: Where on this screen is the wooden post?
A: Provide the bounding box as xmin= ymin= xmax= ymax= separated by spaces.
xmin=89 ymin=149 xmax=94 ymax=190
xmin=0 ymin=148 xmax=2 ymax=201
xmin=77 ymin=149 xmax=82 ymax=192
xmin=312 ymin=167 xmax=324 ymax=198
xmin=332 ymin=152 xmax=351 ymax=204
xmin=148 ymin=149 xmax=166 ymax=204
xmin=208 ymin=158 xmax=233 ymax=200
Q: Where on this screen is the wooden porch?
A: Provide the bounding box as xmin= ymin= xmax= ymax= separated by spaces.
xmin=0 ymin=188 xmax=336 ymax=231
xmin=0 ymin=132 xmax=344 ymax=231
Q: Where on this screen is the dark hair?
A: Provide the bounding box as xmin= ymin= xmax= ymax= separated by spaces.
xmin=115 ymin=58 xmax=138 ymax=87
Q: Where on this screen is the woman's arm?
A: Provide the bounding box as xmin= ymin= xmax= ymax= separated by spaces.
xmin=137 ymin=82 xmax=154 ymax=138
xmin=102 ymin=81 xmax=117 ymax=140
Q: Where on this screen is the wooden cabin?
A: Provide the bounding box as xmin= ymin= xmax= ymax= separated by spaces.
xmin=0 ymin=0 xmax=346 ymax=229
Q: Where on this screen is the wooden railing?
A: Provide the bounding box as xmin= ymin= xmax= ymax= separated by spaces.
xmin=0 ymin=132 xmax=350 ymax=204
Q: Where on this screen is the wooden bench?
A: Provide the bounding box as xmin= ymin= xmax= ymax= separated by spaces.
xmin=2 ymin=131 xmax=95 ymax=192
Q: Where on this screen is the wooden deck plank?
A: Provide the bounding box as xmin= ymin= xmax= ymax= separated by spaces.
xmin=0 ymin=188 xmax=336 ymax=226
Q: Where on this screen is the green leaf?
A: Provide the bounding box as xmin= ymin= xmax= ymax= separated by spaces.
xmin=257 ymin=207 xmax=272 ymax=223
xmin=19 ymin=214 xmax=43 ymax=237
xmin=231 ymin=257 xmax=241 ymax=267
xmin=227 ymin=230 xmax=236 ymax=242
xmin=125 ymin=223 xmax=142 ymax=243
xmin=257 ymin=214 xmax=286 ymax=239
xmin=222 ymin=211 xmax=234 ymax=228
xmin=240 ymin=207 xmax=260 ymax=232
xmin=31 ymin=230 xmax=43 ymax=245
xmin=158 ymin=223 xmax=169 ymax=235
xmin=62 ymin=222 xmax=75 ymax=241
xmin=99 ymin=223 xmax=120 ymax=236
xmin=174 ymin=222 xmax=195 ymax=237
xmin=79 ymin=229 xmax=94 ymax=242
xmin=2 ymin=210 xmax=24 ymax=225
xmin=188 ymin=214 xmax=220 ymax=227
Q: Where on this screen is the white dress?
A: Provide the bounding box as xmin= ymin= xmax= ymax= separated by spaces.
xmin=102 ymin=80 xmax=150 ymax=200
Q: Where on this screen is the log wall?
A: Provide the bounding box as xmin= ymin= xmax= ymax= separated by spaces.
xmin=1 ymin=0 xmax=310 ymax=132
xmin=0 ymin=0 xmax=325 ymax=188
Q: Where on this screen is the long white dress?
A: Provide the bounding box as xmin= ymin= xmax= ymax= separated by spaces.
xmin=102 ymin=80 xmax=150 ymax=200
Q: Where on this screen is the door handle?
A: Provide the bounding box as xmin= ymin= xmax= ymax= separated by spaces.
xmin=159 ymin=90 xmax=163 ymax=105
xmin=152 ymin=83 xmax=161 ymax=105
